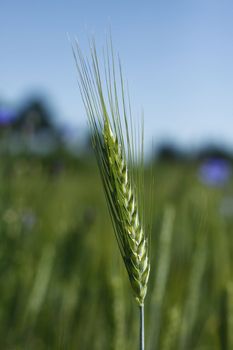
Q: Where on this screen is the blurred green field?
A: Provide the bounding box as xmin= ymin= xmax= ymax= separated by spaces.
xmin=0 ymin=154 xmax=233 ymax=350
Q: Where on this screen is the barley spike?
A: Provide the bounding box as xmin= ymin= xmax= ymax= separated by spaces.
xmin=73 ymin=38 xmax=150 ymax=306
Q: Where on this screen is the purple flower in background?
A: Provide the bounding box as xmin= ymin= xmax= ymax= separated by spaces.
xmin=198 ymin=158 xmax=232 ymax=186
xmin=0 ymin=108 xmax=16 ymax=126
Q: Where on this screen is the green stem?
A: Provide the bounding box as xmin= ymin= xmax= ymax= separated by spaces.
xmin=140 ymin=304 xmax=144 ymax=350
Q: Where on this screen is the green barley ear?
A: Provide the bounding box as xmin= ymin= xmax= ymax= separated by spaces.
xmin=73 ymin=38 xmax=152 ymax=349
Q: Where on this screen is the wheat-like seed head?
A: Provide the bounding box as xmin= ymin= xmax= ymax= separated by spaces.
xmin=73 ymin=39 xmax=151 ymax=306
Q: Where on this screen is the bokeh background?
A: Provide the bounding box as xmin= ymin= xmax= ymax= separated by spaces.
xmin=1 ymin=1 xmax=233 ymax=349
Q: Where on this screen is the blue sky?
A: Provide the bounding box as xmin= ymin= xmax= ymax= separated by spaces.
xmin=1 ymin=0 xmax=233 ymax=150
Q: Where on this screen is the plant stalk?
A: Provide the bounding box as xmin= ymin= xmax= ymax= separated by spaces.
xmin=140 ymin=304 xmax=145 ymax=350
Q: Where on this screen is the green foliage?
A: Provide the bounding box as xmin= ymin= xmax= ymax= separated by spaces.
xmin=0 ymin=156 xmax=233 ymax=349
